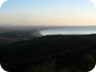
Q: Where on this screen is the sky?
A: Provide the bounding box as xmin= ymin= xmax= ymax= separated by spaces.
xmin=0 ymin=0 xmax=96 ymax=26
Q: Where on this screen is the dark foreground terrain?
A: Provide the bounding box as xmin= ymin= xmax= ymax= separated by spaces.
xmin=0 ymin=35 xmax=96 ymax=72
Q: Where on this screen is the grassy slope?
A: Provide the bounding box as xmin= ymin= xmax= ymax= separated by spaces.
xmin=0 ymin=35 xmax=96 ymax=72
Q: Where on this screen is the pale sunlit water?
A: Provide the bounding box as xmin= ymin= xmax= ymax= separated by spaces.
xmin=40 ymin=28 xmax=96 ymax=35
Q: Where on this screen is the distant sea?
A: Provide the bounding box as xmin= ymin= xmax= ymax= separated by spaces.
xmin=40 ymin=26 xmax=96 ymax=35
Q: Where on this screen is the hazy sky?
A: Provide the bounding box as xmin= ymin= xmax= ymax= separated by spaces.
xmin=0 ymin=0 xmax=96 ymax=26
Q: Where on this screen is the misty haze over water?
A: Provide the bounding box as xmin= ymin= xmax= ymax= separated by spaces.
xmin=1 ymin=25 xmax=96 ymax=36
